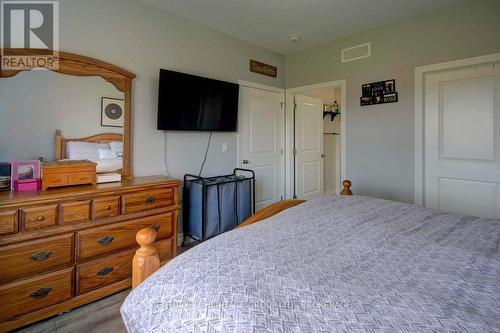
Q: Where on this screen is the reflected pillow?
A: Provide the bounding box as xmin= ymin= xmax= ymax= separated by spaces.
xmin=98 ymin=148 xmax=115 ymax=160
xmin=66 ymin=141 xmax=110 ymax=161
xmin=109 ymin=141 xmax=123 ymax=158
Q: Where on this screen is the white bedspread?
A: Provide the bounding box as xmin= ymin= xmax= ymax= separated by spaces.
xmin=121 ymin=195 xmax=500 ymax=332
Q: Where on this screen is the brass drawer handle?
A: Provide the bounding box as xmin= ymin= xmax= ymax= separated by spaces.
xmin=144 ymin=197 xmax=156 ymax=204
xmin=150 ymin=224 xmax=160 ymax=232
xmin=30 ymin=287 xmax=52 ymax=299
xmin=105 ymin=206 xmax=112 ymax=211
xmin=97 ymin=267 xmax=114 ymax=276
xmin=36 ymin=216 xmax=45 ymax=222
xmin=97 ymin=235 xmax=114 ymax=246
xmin=30 ymin=251 xmax=52 ymax=262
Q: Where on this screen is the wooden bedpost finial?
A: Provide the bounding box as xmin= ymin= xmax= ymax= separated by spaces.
xmin=340 ymin=179 xmax=353 ymax=196
xmin=55 ymin=130 xmax=62 ymax=160
xmin=132 ymin=226 xmax=160 ymax=288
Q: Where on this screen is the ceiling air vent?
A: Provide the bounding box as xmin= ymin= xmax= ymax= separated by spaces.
xmin=341 ymin=43 xmax=371 ymax=63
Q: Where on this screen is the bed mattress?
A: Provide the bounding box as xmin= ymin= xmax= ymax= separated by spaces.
xmin=121 ymin=195 xmax=500 ymax=332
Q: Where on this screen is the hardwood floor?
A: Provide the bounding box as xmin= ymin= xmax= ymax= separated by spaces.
xmin=16 ymin=289 xmax=129 ymax=333
xmin=16 ymin=244 xmax=197 ymax=333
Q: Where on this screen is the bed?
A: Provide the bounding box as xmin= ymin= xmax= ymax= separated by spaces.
xmin=121 ymin=190 xmax=500 ymax=332
xmin=54 ymin=129 xmax=123 ymax=173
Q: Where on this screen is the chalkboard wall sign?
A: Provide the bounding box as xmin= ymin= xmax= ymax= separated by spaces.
xmin=360 ymin=79 xmax=398 ymax=106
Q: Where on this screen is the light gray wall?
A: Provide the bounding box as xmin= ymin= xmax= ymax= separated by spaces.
xmin=0 ymin=71 xmax=123 ymax=161
xmin=285 ymin=0 xmax=500 ymax=203
xmin=56 ymin=0 xmax=284 ymax=179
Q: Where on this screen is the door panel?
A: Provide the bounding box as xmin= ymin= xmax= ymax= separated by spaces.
xmin=439 ymin=178 xmax=497 ymax=219
xmin=424 ymin=62 xmax=500 ymax=218
xmin=301 ymin=111 xmax=321 ymax=151
xmin=253 ymin=164 xmax=276 ymax=205
xmin=440 ymin=79 xmax=495 ymax=160
xmin=302 ymin=160 xmax=322 ymax=196
xmin=239 ymin=86 xmax=284 ymax=211
xmin=249 ymin=97 xmax=276 ymax=153
xmin=295 ymin=95 xmax=324 ymax=200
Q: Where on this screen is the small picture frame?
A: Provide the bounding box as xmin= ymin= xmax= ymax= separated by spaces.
xmin=384 ymin=80 xmax=395 ymax=94
xmin=11 ymin=160 xmax=40 ymax=190
xmin=360 ymin=96 xmax=372 ymax=106
xmin=383 ymin=92 xmax=398 ymax=103
xmin=0 ymin=162 xmax=11 ymax=191
xmin=101 ymin=97 xmax=124 ymax=128
xmin=362 ymin=84 xmax=371 ymax=97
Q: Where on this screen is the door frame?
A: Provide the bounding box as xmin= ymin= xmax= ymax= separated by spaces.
xmin=236 ymin=80 xmax=286 ymax=200
xmin=285 ymin=79 xmax=347 ymax=199
xmin=414 ymin=52 xmax=500 ymax=206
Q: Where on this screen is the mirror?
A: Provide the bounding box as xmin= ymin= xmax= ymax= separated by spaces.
xmin=0 ymin=71 xmax=123 ymax=159
xmin=0 ymin=49 xmax=135 ymax=179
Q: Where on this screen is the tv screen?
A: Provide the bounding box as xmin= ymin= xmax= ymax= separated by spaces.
xmin=157 ymin=69 xmax=239 ymax=131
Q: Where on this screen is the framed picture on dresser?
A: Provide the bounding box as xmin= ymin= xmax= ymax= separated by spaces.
xmin=10 ymin=160 xmax=40 ymax=190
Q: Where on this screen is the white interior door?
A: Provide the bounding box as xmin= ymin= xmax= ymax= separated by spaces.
xmin=295 ymin=94 xmax=324 ymax=200
xmin=239 ymin=86 xmax=284 ymax=210
xmin=424 ymin=62 xmax=500 ymax=218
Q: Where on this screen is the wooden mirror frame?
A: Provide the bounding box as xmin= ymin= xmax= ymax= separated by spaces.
xmin=0 ymin=49 xmax=136 ymax=178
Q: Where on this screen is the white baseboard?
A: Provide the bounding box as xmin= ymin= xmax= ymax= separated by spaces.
xmin=324 ymin=189 xmax=337 ymax=196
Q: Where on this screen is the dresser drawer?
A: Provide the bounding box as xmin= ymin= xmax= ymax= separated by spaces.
xmin=76 ymin=250 xmax=134 ymax=295
xmin=77 ymin=213 xmax=173 ymax=261
xmin=0 ymin=234 xmax=74 ymax=283
xmin=122 ymin=188 xmax=174 ymax=214
xmin=41 ymin=174 xmax=69 ymax=188
xmin=92 ymin=196 xmax=120 ymax=220
xmin=21 ymin=205 xmax=58 ymax=231
xmin=60 ymin=200 xmax=91 ymax=225
xmin=0 ymin=268 xmax=73 ymax=321
xmin=0 ymin=210 xmax=18 ymax=235
xmin=71 ymin=172 xmax=95 ymax=184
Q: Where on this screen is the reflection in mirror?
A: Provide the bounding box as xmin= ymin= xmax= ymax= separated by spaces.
xmin=0 ymin=70 xmax=124 ymax=175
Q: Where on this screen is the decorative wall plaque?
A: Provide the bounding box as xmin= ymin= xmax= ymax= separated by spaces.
xmin=360 ymin=79 xmax=398 ymax=106
xmin=250 ymin=60 xmax=277 ymax=78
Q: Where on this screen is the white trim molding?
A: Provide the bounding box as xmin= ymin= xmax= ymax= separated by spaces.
xmin=238 ymin=80 xmax=284 ymax=93
xmin=285 ymin=79 xmax=347 ymax=198
xmin=414 ymin=52 xmax=500 ymax=206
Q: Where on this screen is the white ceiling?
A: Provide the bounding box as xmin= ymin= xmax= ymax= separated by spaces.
xmin=140 ymin=0 xmax=464 ymax=54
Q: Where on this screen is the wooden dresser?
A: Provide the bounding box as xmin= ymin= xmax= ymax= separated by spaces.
xmin=0 ymin=176 xmax=181 ymax=332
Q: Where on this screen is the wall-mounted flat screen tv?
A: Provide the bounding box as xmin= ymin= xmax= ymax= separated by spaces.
xmin=157 ymin=69 xmax=239 ymax=131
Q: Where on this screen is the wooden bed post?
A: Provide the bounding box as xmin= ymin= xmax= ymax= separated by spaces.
xmin=132 ymin=227 xmax=160 ymax=288
xmin=340 ymin=179 xmax=353 ymax=195
xmin=55 ymin=129 xmax=63 ymax=160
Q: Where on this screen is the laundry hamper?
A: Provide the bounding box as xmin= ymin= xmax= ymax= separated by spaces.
xmin=183 ymin=169 xmax=255 ymax=241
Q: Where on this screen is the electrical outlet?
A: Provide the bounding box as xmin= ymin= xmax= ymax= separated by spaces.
xmin=222 ymin=142 xmax=228 ymax=152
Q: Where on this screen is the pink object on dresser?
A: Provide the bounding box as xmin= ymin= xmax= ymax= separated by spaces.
xmin=13 ymin=179 xmax=42 ymax=191
xmin=10 ymin=160 xmax=41 ymax=190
